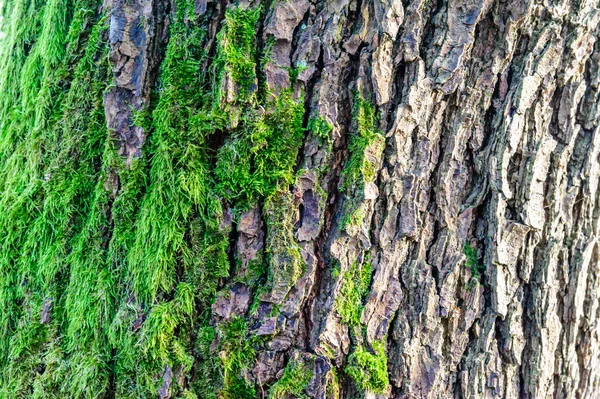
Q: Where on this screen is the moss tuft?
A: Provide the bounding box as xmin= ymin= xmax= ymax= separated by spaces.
xmin=215 ymin=6 xmax=262 ymax=103
xmin=346 ymin=340 xmax=389 ymax=394
xmin=215 ymin=89 xmax=305 ymax=210
xmin=219 ymin=317 xmax=257 ymax=399
xmin=341 ymin=93 xmax=384 ymax=192
xmin=268 ymin=358 xmax=312 ymax=399
xmin=334 ymin=259 xmax=372 ymax=326
xmin=464 ymin=243 xmax=483 ymax=290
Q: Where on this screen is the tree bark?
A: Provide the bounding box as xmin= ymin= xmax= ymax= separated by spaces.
xmin=1 ymin=0 xmax=600 ymax=398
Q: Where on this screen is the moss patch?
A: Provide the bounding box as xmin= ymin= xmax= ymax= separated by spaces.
xmin=215 ymin=89 xmax=305 ymax=210
xmin=346 ymin=340 xmax=389 ymax=394
xmin=268 ymin=357 xmax=313 ymax=399
xmin=464 ymin=243 xmax=483 ymax=290
xmin=218 ymin=318 xmax=257 ymax=399
xmin=262 ymin=190 xmax=306 ymax=304
xmin=215 ymin=6 xmax=262 ymax=103
xmin=339 ymin=93 xmax=384 ymax=231
xmin=334 ymin=260 xmax=372 ymax=326
xmin=341 ymin=93 xmax=384 ymax=192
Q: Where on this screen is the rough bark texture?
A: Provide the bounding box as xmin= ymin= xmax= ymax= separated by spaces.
xmin=1 ymin=0 xmax=600 ymax=398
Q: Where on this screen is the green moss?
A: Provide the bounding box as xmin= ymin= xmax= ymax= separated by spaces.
xmin=0 ymin=4 xmax=115 ymax=396
xmin=346 ymin=340 xmax=389 ymax=394
xmin=215 ymin=89 xmax=305 ymax=210
xmin=339 ymin=206 xmax=366 ymax=232
xmin=218 ymin=318 xmax=257 ymax=399
xmin=464 ymin=243 xmax=483 ymax=290
xmin=268 ymin=358 xmax=312 ymax=399
xmin=0 ymin=1 xmax=308 ymax=397
xmin=334 ymin=260 xmax=372 ymax=326
xmin=263 ymin=190 xmax=306 ymax=303
xmin=325 ymin=366 xmax=340 ymax=399
xmin=310 ymin=116 xmax=333 ymax=146
xmin=215 ymin=5 xmax=262 ymax=103
xmin=339 ymin=94 xmax=384 ymax=232
xmin=341 ymin=93 xmax=384 ymax=191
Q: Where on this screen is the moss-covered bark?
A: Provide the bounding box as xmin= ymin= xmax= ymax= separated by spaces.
xmin=1 ymin=0 xmax=600 ymax=398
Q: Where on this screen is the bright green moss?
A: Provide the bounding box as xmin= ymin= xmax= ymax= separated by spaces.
xmin=0 ymin=4 xmax=113 ymax=396
xmin=125 ymin=0 xmax=214 ymax=305
xmin=339 ymin=206 xmax=366 ymax=232
xmin=334 ymin=260 xmax=372 ymax=326
xmin=215 ymin=6 xmax=262 ymax=102
xmin=341 ymin=93 xmax=384 ymax=192
xmin=309 ymin=116 xmax=333 ymax=148
xmin=215 ymin=89 xmax=305 ymax=210
xmin=0 ymin=0 xmax=308 ymax=397
xmin=268 ymin=358 xmax=312 ymax=399
xmin=219 ymin=318 xmax=257 ymax=399
xmin=346 ymin=340 xmax=389 ymax=394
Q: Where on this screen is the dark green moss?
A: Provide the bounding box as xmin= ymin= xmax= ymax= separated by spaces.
xmin=464 ymin=243 xmax=483 ymax=290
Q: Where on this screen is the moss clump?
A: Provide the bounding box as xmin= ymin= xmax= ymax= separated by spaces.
xmin=464 ymin=243 xmax=483 ymax=290
xmin=339 ymin=93 xmax=384 ymax=232
xmin=339 ymin=206 xmax=367 ymax=232
xmin=325 ymin=366 xmax=341 ymax=399
xmin=215 ymin=6 xmax=262 ymax=102
xmin=268 ymin=358 xmax=313 ymax=399
xmin=346 ymin=340 xmax=389 ymax=394
xmin=218 ymin=318 xmax=257 ymax=399
xmin=262 ymin=190 xmax=305 ymax=304
xmin=215 ymin=89 xmax=305 ymax=210
xmin=334 ymin=260 xmax=372 ymax=326
xmin=341 ymin=93 xmax=384 ymax=192
xmin=309 ymin=115 xmax=333 ymax=150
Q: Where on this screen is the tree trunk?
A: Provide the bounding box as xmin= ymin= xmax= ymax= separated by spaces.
xmin=0 ymin=0 xmax=599 ymax=398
